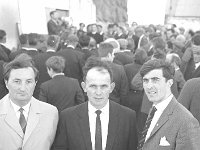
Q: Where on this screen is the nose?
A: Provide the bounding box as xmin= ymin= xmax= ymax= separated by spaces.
xmin=95 ymin=87 xmax=102 ymax=95
xmin=19 ymin=82 xmax=26 ymax=91
xmin=146 ymin=80 xmax=154 ymax=89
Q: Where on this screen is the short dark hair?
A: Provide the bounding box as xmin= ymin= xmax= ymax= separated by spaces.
xmin=0 ymin=30 xmax=6 ymax=41
xmin=46 ymin=56 xmax=65 ymax=73
xmin=134 ymin=48 xmax=147 ymax=65
xmin=50 ymin=11 xmax=56 ymax=16
xmin=192 ymin=34 xmax=200 ymax=46
xmin=98 ymin=42 xmax=114 ymax=57
xmin=47 ymin=35 xmax=59 ymax=48
xmin=140 ymin=59 xmax=174 ymax=80
xmin=82 ymin=56 xmax=113 ymax=82
xmin=3 ymin=53 xmax=39 ymax=82
xmin=79 ymin=34 xmax=90 ymax=47
xmin=19 ymin=34 xmax=28 ymax=45
xmin=28 ymin=33 xmax=38 ymax=46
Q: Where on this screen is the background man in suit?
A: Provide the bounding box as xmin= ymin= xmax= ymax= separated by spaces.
xmin=39 ymin=56 xmax=85 ymax=112
xmin=178 ymin=78 xmax=200 ymax=123
xmin=47 ymin=11 xmax=62 ymax=35
xmin=52 ymin=57 xmax=138 ymax=150
xmin=98 ymin=42 xmax=128 ymax=104
xmin=0 ymin=53 xmax=58 ymax=150
xmin=33 ymin=35 xmax=60 ymax=98
xmin=138 ymin=59 xmax=200 ymax=150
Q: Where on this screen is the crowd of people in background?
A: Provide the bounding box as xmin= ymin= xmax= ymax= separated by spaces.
xmin=0 ymin=10 xmax=200 ymax=149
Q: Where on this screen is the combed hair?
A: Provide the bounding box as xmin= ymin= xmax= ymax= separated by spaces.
xmin=82 ymin=56 xmax=113 ymax=82
xmin=3 ymin=53 xmax=39 ymax=82
xmin=140 ymin=59 xmax=175 ymax=80
xmin=98 ymin=42 xmax=114 ymax=57
xmin=46 ymin=56 xmax=65 ymax=73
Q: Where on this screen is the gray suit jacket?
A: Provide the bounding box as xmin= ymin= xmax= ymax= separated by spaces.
xmin=0 ymin=94 xmax=58 ymax=150
xmin=143 ymin=97 xmax=200 ymax=150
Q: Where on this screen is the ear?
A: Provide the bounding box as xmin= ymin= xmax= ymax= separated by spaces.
xmin=81 ymin=82 xmax=86 ymax=92
xmin=167 ymin=79 xmax=173 ymax=87
xmin=110 ymin=82 xmax=115 ymax=93
xmin=4 ymin=80 xmax=8 ymax=90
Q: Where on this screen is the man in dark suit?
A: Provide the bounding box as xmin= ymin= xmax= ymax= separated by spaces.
xmin=178 ymin=78 xmax=200 ymax=123
xmin=33 ymin=35 xmax=59 ymax=98
xmin=98 ymin=42 xmax=128 ymax=104
xmin=123 ymin=48 xmax=147 ymax=112
xmin=0 ymin=60 xmax=8 ymax=99
xmin=56 ymin=34 xmax=84 ymax=84
xmin=39 ymin=56 xmax=85 ymax=112
xmin=47 ymin=11 xmax=62 ymax=35
xmin=52 ymin=57 xmax=138 ymax=150
xmin=0 ymin=29 xmax=10 ymax=62
xmin=138 ymin=59 xmax=200 ymax=150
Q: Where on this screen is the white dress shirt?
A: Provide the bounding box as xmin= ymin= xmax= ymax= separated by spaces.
xmin=88 ymin=101 xmax=109 ymax=150
xmin=145 ymin=94 xmax=173 ymax=141
xmin=10 ymin=99 xmax=31 ymax=122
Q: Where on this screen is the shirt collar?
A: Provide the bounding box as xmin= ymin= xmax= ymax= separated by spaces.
xmin=46 ymin=49 xmax=56 ymax=52
xmin=88 ymin=100 xmax=109 ymax=115
xmin=10 ymin=98 xmax=31 ymax=114
xmin=52 ymin=73 xmax=65 ymax=78
xmin=154 ymin=94 xmax=173 ymax=113
xmin=67 ymin=45 xmax=75 ymax=49
xmin=23 ymin=47 xmax=38 ymax=51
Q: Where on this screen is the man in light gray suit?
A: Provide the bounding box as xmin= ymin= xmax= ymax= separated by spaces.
xmin=0 ymin=54 xmax=58 ymax=150
xmin=138 ymin=59 xmax=200 ymax=150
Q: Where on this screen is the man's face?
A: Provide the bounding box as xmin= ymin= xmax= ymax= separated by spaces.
xmin=5 ymin=67 xmax=36 ymax=106
xmin=143 ymin=69 xmax=172 ymax=105
xmin=81 ymin=68 xmax=115 ymax=109
xmin=92 ymin=25 xmax=97 ymax=32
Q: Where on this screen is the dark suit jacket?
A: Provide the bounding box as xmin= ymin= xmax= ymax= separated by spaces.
xmin=123 ymin=62 xmax=143 ymax=112
xmin=114 ymin=52 xmax=134 ymax=66
xmin=0 ymin=44 xmax=10 ymax=62
xmin=39 ymin=75 xmax=85 ymax=112
xmin=52 ymin=101 xmax=138 ymax=150
xmin=56 ymin=47 xmax=84 ymax=84
xmin=178 ymin=78 xmax=200 ymax=123
xmin=143 ymin=97 xmax=200 ymax=150
xmin=47 ymin=19 xmax=62 ymax=35
xmin=108 ymin=62 xmax=128 ymax=104
xmin=33 ymin=51 xmax=57 ymax=98
xmin=0 ymin=61 xmax=8 ymax=99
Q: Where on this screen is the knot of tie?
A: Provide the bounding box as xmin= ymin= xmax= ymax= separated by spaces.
xmin=95 ymin=110 xmax=102 ymax=116
xmin=19 ymin=107 xmax=24 ymax=113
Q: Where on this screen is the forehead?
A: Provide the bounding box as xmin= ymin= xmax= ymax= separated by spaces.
xmin=9 ymin=67 xmax=35 ymax=80
xmin=143 ymin=69 xmax=163 ymax=79
xmin=86 ymin=68 xmax=111 ymax=83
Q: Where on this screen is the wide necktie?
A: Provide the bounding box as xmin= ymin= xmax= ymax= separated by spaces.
xmin=19 ymin=108 xmax=27 ymax=133
xmin=137 ymin=106 xmax=157 ymax=150
xmin=95 ymin=110 xmax=102 ymax=150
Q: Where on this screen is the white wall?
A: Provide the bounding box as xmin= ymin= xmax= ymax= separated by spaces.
xmin=0 ymin=0 xmax=20 ymax=49
xmin=127 ymin=0 xmax=167 ymax=25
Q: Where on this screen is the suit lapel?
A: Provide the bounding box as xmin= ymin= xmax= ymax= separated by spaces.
xmin=1 ymin=95 xmax=24 ymax=138
xmin=146 ymin=98 xmax=177 ymax=141
xmin=23 ymin=98 xmax=40 ymax=145
xmin=106 ymin=101 xmax=119 ymax=150
xmin=77 ymin=102 xmax=92 ymax=150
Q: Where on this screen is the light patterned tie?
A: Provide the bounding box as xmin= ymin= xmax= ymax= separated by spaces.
xmin=19 ymin=108 xmax=27 ymax=133
xmin=95 ymin=110 xmax=102 ymax=150
xmin=137 ymin=106 xmax=157 ymax=150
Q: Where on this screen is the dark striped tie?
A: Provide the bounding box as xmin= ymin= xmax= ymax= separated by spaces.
xmin=95 ymin=110 xmax=102 ymax=150
xmin=137 ymin=106 xmax=157 ymax=150
xmin=19 ymin=108 xmax=27 ymax=133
